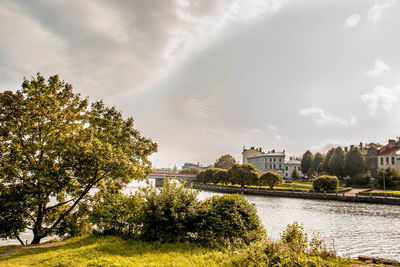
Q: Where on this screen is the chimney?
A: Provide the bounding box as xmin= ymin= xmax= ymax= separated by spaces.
xmin=272 ymin=149 xmax=275 ymax=153
xmin=259 ymin=147 xmax=262 ymax=152
xmin=359 ymin=142 xmax=363 ymax=149
xmin=251 ymin=146 xmax=255 ymax=150
xmin=344 ymin=147 xmax=348 ymax=152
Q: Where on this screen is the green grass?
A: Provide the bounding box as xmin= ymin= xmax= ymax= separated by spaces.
xmin=0 ymin=235 xmax=357 ymax=267
xmin=210 ymin=183 xmax=351 ymax=193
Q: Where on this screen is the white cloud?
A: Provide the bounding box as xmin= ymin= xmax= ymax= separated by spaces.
xmin=366 ymin=60 xmax=390 ymax=77
xmin=361 ymin=85 xmax=400 ymax=115
xmin=299 ymin=107 xmax=357 ymax=127
xmin=367 ymin=0 xmax=397 ymax=23
xmin=345 ymin=14 xmax=361 ymax=27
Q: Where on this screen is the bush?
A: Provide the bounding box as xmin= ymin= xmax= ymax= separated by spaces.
xmin=376 ymin=167 xmax=400 ymax=188
xmin=179 ymin=167 xmax=202 ymax=175
xmin=345 ymin=173 xmax=370 ymax=187
xmin=312 ymin=175 xmax=339 ymax=191
xmin=214 ymin=169 xmax=228 ymax=184
xmin=227 ymin=163 xmax=260 ymax=187
xmin=260 ymin=171 xmax=283 ymax=188
xmin=281 ymin=222 xmax=308 ymax=251
xmin=138 ymin=179 xmax=199 ymax=242
xmin=196 ymin=194 xmax=264 ymax=246
xmin=90 ymin=189 xmax=143 ymax=236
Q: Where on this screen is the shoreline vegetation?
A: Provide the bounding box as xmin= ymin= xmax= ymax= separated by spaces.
xmin=1 ymin=180 xmax=399 ymax=266
xmin=189 ymin=183 xmax=400 ymax=205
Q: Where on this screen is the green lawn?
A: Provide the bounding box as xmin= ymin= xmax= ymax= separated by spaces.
xmin=0 ymin=235 xmax=357 ymax=267
xmin=359 ymin=190 xmax=400 ymax=198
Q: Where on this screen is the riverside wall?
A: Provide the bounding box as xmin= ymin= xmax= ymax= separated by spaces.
xmin=190 ymin=183 xmax=400 ymax=206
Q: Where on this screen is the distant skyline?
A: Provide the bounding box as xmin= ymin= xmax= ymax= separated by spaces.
xmin=1 ymin=0 xmax=400 ymax=168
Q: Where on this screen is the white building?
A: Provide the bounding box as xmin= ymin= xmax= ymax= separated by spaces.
xmin=377 ymin=139 xmax=400 ymax=172
xmin=247 ymin=149 xmax=286 ymax=176
xmin=284 ymin=158 xmax=303 ymax=179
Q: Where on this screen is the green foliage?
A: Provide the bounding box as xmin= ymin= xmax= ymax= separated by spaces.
xmin=344 ymin=147 xmax=366 ymax=177
xmin=214 ymin=154 xmax=236 ymax=169
xmin=322 ymin=148 xmax=335 ymax=174
xmin=313 ymin=175 xmax=339 ymax=191
xmin=344 ymin=173 xmax=370 ymax=187
xmin=301 ymin=150 xmax=314 ymax=177
xmin=306 ymin=168 xmax=316 ymax=179
xmin=0 ymin=74 xmax=157 ymax=244
xmin=196 ymin=194 xmax=265 ymax=246
xmin=313 ymin=152 xmax=325 ymax=173
xmin=179 ymin=167 xmax=202 ymax=175
xmin=291 ymin=168 xmax=301 ymax=179
xmin=227 ymin=163 xmax=260 ymax=187
xmin=90 ymin=188 xmax=143 ymax=236
xmin=0 ymin=184 xmax=28 ymax=245
xmin=328 ymin=147 xmax=345 ymax=178
xmin=281 ymin=222 xmax=308 ymax=251
xmin=260 ymin=171 xmax=283 ymax=188
xmin=214 ymin=169 xmax=228 ymax=184
xmin=138 ymin=179 xmax=199 ymax=243
xmin=376 ymin=167 xmax=400 ymax=188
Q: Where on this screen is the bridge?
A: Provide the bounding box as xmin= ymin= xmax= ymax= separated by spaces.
xmin=148 ymin=172 xmax=197 ymax=187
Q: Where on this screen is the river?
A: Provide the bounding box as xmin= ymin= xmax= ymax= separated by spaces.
xmin=2 ymin=181 xmax=400 ymax=261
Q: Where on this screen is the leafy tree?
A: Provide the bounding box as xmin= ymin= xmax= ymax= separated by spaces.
xmin=301 ymin=151 xmax=314 ymax=177
xmin=322 ymin=148 xmax=335 ymax=174
xmin=328 ymin=147 xmax=345 ymax=179
xmin=344 ymin=147 xmax=366 ymax=177
xmin=312 ymin=176 xmax=339 ymax=191
xmin=214 ymin=169 xmax=228 ymax=185
xmin=196 ymin=171 xmax=207 ymax=184
xmin=179 ymin=167 xmax=202 ymax=175
xmin=202 ymin=168 xmax=220 ymax=184
xmin=291 ymin=168 xmax=301 ymax=179
xmin=0 ymin=74 xmax=157 ymax=244
xmin=214 ymin=154 xmax=236 ymax=169
xmin=260 ymin=171 xmax=283 ymax=188
xmin=376 ymin=168 xmax=400 ymax=188
xmin=313 ymin=153 xmax=324 ymax=175
xmin=307 ymin=168 xmax=316 ymax=179
xmin=227 ymin=164 xmax=260 ymax=187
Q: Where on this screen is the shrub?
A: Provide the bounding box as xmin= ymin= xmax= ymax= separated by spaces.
xmin=312 ymin=175 xmax=339 ymax=191
xmin=138 ymin=179 xmax=199 ymax=242
xmin=281 ymin=222 xmax=308 ymax=251
xmin=227 ymin=163 xmax=260 ymax=187
xmin=345 ymin=173 xmax=370 ymax=187
xmin=291 ymin=169 xmax=301 ymax=179
xmin=90 ymin=189 xmax=143 ymax=236
xmin=196 ymin=194 xmax=265 ymax=246
xmin=260 ymin=171 xmax=283 ymax=188
xmin=376 ymin=167 xmax=400 ymax=188
xmin=179 ymin=167 xmax=202 ymax=175
xmin=214 ymin=169 xmax=228 ymax=184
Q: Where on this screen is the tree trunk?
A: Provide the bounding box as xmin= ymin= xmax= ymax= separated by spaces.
xmin=31 ymin=234 xmax=41 ymax=244
xmin=14 ymin=232 xmax=24 ymax=246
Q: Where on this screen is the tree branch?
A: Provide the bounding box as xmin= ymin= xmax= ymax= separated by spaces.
xmin=46 ymin=199 xmax=75 ymax=211
xmin=14 ymin=232 xmax=24 ymax=246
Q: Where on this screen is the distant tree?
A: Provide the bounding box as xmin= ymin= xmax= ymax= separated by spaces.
xmin=260 ymin=171 xmax=283 ymax=188
xmin=301 ymin=151 xmax=314 ymax=177
xmin=328 ymin=147 xmax=345 ymax=179
xmin=196 ymin=171 xmax=207 ymax=184
xmin=214 ymin=154 xmax=236 ymax=169
xmin=376 ymin=168 xmax=400 ymax=188
xmin=344 ymin=147 xmax=366 ymax=177
xmin=179 ymin=167 xmax=202 ymax=175
xmin=366 ymin=142 xmax=382 ymax=148
xmin=322 ymin=148 xmax=335 ymax=174
xmin=203 ymin=168 xmax=220 ymax=184
xmin=307 ymin=168 xmax=316 ymax=179
xmin=227 ymin=164 xmax=260 ymax=187
xmin=291 ymin=168 xmax=301 ymax=179
xmin=214 ymin=169 xmax=228 ymax=185
xmin=313 ymin=153 xmax=325 ymax=175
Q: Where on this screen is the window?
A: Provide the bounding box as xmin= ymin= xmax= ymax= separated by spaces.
xmin=392 ymin=157 xmax=395 ymax=165
xmin=279 ymin=158 xmax=281 ymax=162
xmin=270 ymin=164 xmax=272 ymax=169
xmin=386 ymin=157 xmax=389 ymax=164
xmin=279 ymin=164 xmax=281 ymax=169
xmin=273 ymin=164 xmax=276 ymax=169
xmin=273 ymin=158 xmax=276 ymax=162
xmin=270 ymin=158 xmax=272 ymax=162
xmin=381 ymin=157 xmax=383 ymax=165
xmin=285 ymin=166 xmax=288 ymax=171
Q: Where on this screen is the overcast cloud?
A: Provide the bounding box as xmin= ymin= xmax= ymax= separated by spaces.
xmin=1 ymin=0 xmax=400 ymax=167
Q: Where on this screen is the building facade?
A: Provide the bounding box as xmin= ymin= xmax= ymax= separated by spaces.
xmin=377 ymin=138 xmax=400 ymax=173
xmin=247 ymin=149 xmax=286 ymax=175
xmin=242 ymin=146 xmax=262 ymax=163
xmin=365 ymin=146 xmax=380 ymax=177
xmin=284 ymin=158 xmax=303 ymax=179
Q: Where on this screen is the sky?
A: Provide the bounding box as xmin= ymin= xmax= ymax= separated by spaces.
xmin=1 ymin=0 xmax=400 ymax=168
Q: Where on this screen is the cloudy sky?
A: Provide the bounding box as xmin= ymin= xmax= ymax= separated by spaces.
xmin=1 ymin=0 xmax=400 ymax=168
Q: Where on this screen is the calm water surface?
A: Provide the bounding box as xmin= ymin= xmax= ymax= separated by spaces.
xmin=2 ymin=181 xmax=400 ymax=261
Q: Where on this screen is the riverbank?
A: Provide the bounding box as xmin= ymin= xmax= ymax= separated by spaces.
xmin=0 ymin=235 xmax=359 ymax=266
xmin=191 ymin=183 xmax=400 ymax=205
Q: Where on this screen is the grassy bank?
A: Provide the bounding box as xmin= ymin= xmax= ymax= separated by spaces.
xmin=0 ymin=235 xmax=357 ymax=267
xmin=359 ymin=190 xmax=400 ymax=198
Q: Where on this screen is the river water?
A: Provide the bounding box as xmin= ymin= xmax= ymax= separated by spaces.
xmin=2 ymin=181 xmax=400 ymax=261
